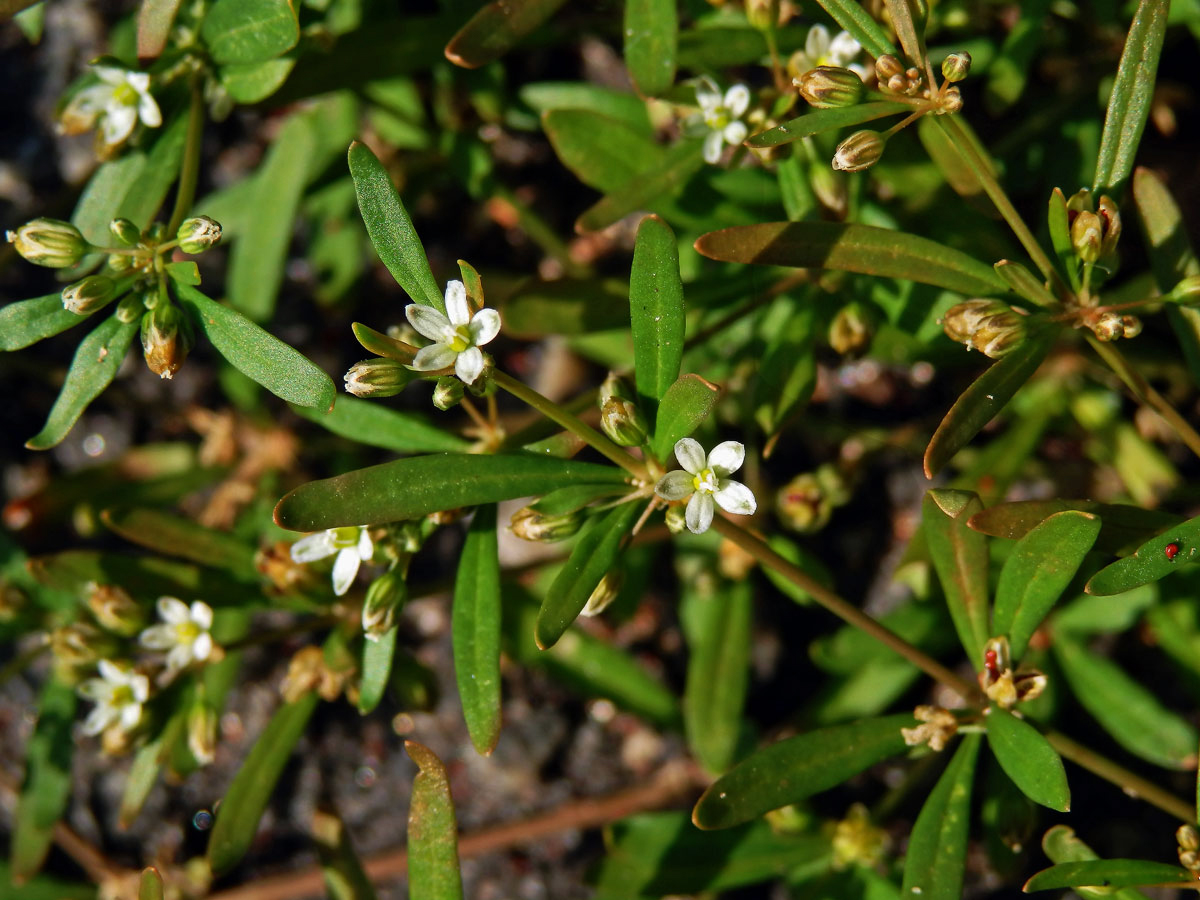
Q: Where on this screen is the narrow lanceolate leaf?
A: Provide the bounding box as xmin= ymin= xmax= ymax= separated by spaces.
xmin=1047 ymin=188 xmax=1081 ymax=292
xmin=312 ymin=809 xmax=377 ymax=900
xmin=882 ymin=0 xmax=926 ymax=67
xmin=746 ymin=102 xmax=910 ymax=149
xmin=26 ymin=314 xmax=138 ymax=451
xmin=1091 ymin=0 xmax=1168 ymax=197
xmin=138 ymin=868 xmax=164 ymax=900
xmin=576 ymin=139 xmax=706 ymax=233
xmin=358 ymin=627 xmax=397 ymax=715
xmin=291 ymin=397 xmax=470 ymax=454
xmin=228 ymin=112 xmax=315 ymax=321
xmin=208 ymin=692 xmax=319 ymax=874
xmin=175 ymin=284 xmax=336 ymax=411
xmin=405 ymin=741 xmax=464 ymax=900
xmin=624 ymin=0 xmax=677 ymax=96
xmin=0 ymin=294 xmax=89 ymax=351
xmin=629 ymin=215 xmax=685 ymax=420
xmin=1053 ymin=633 xmax=1198 ymax=769
xmin=692 ymin=714 xmax=914 ymax=830
xmin=994 ymin=260 xmax=1057 ymax=308
xmin=968 ymin=499 xmax=1178 ymax=558
xmin=814 ymin=0 xmax=897 ymax=58
xmin=652 ymin=374 xmax=720 ymax=461
xmin=985 ymin=707 xmax=1070 ymax=812
xmin=535 ymin=501 xmax=640 ymax=650
xmin=1025 ymin=860 xmax=1192 ymax=893
xmin=443 ymin=0 xmax=567 ymax=68
xmin=900 ymin=734 xmax=982 ymax=900
xmin=992 ymin=511 xmax=1100 ymax=659
xmin=684 ymin=580 xmax=752 ymax=774
xmin=1085 ymin=509 xmax=1200 ymax=596
xmin=201 ymin=0 xmax=299 ymax=65
xmin=11 ymin=681 xmax=75 ymax=881
xmin=453 ymin=505 xmax=502 ymax=754
xmin=923 ymin=328 xmax=1056 ymax=478
xmin=275 ymin=453 xmax=626 ymax=532
xmin=347 ymin=142 xmax=443 ymax=311
xmin=100 ymin=507 xmax=259 ymax=581
xmin=923 ymin=490 xmax=990 ymax=666
xmin=137 ymin=0 xmax=183 ymax=60
xmin=695 ymin=223 xmax=1003 ymax=297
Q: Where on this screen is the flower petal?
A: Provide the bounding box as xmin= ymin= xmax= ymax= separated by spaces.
xmin=166 ymin=645 xmax=191 ymax=675
xmin=356 ymin=528 xmax=374 ymax=561
xmin=130 ymin=673 xmax=150 ymax=701
xmin=695 ymin=75 xmax=721 ymax=110
xmin=405 ymin=303 xmax=455 ymax=342
xmin=98 ymin=659 xmax=125 ymax=683
xmin=674 ymin=437 xmax=706 ymax=474
xmin=455 ymin=346 xmax=485 ymax=384
xmin=138 ymin=92 xmax=162 ymax=128
xmin=119 ymin=701 xmax=143 ymax=731
xmin=192 ymin=632 xmax=213 ymax=663
xmin=411 ymin=342 xmax=457 ymax=372
xmin=83 ymin=706 xmax=115 ymax=736
xmin=806 ymin=24 xmax=830 ymax=60
xmin=190 ymin=601 xmax=213 ymax=630
xmin=102 ymin=105 xmax=137 ymax=145
xmin=706 ymin=441 xmax=745 ymax=476
xmin=444 ymin=280 xmax=470 ymax=325
xmin=655 ymin=470 xmax=696 ymax=501
xmin=686 ymin=492 xmax=715 ymax=534
xmin=703 ymin=130 xmax=724 ymax=165
xmin=291 ymin=531 xmax=336 ymax=563
xmin=724 ymin=84 xmax=750 ymax=117
xmin=723 ymin=121 xmax=747 ymax=146
xmin=125 ymin=72 xmax=151 ymax=92
xmin=469 ymin=308 xmax=501 ymax=347
xmin=94 ymin=66 xmax=127 ymax=85
xmin=829 ymin=31 xmax=862 ymax=64
xmin=331 ymin=547 xmax=361 ymax=596
xmin=139 ymin=625 xmax=176 ymax=650
xmin=157 ymin=596 xmax=190 ymax=624
xmin=78 ymin=678 xmax=111 ymax=701
xmin=713 ymin=479 xmax=757 ymax=516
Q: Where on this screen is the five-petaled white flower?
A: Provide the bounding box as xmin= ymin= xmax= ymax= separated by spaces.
xmin=290 ymin=526 xmax=374 ymax=596
xmin=405 ymin=281 xmax=501 ymax=385
xmin=138 ymin=597 xmax=215 ymax=683
xmin=792 ymin=25 xmax=868 ymax=80
xmin=60 ymin=65 xmax=162 ymax=149
xmin=79 ymin=659 xmax=150 ymax=736
xmin=655 ymin=438 xmax=757 ymax=534
xmin=695 ymin=78 xmax=751 ymax=165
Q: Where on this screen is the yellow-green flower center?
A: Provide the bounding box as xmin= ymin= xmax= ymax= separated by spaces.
xmin=449 ymin=325 xmax=473 ymax=353
xmin=175 ymin=621 xmax=200 ymax=644
xmin=112 ymin=684 xmax=134 ymax=706
xmin=331 ymin=526 xmax=361 ymax=548
xmin=693 ymin=468 xmax=719 ymax=494
xmin=113 ymin=82 xmax=138 ymax=106
xmin=704 ymin=108 xmax=731 ymax=131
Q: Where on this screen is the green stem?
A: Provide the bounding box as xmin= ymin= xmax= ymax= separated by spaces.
xmin=492 ymin=370 xmax=648 ymax=480
xmin=166 ymin=79 xmax=205 ymax=238
xmin=1087 ymin=336 xmax=1200 ymax=461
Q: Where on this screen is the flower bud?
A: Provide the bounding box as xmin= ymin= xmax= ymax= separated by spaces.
xmin=510 ymin=506 xmax=583 ymax=543
xmin=115 ymin=294 xmax=146 ymax=323
xmin=433 ymin=376 xmax=465 ymax=410
xmin=50 ymin=622 xmax=117 ymax=669
xmin=1071 ymin=210 xmax=1103 ymax=264
xmin=0 ymin=580 xmax=26 ymax=622
xmin=7 ymin=218 xmax=89 ymax=268
xmin=362 ymin=569 xmax=407 ymax=640
xmin=61 ymin=275 xmax=118 ymax=315
xmin=1091 ymin=310 xmax=1124 ymax=341
xmin=1120 ymin=315 xmax=1142 ymax=339
xmin=581 ymin=570 xmax=623 ymax=617
xmin=141 ymin=302 xmax=193 ymax=379
xmin=1097 ymin=195 xmax=1121 ymax=258
xmin=942 ymin=299 xmax=1026 ymax=358
xmin=1179 ymin=825 xmax=1200 ymax=853
xmin=875 ymin=54 xmax=905 ymax=83
xmin=832 ymin=130 xmax=885 ymax=172
xmin=344 ymin=358 xmax=414 ymax=398
xmin=1166 ymin=275 xmax=1200 ymax=304
xmin=187 ymin=701 xmax=218 ymax=765
xmin=664 ymin=504 xmax=687 ymax=534
xmin=829 ymin=302 xmax=872 ymax=355
xmin=810 ymin=164 xmax=848 ymax=220
xmin=110 ymin=218 xmax=141 ymax=246
xmin=937 ymin=86 xmax=963 ymax=114
xmin=777 ymin=473 xmax=833 ymax=533
xmin=940 ymin=52 xmax=971 ymax=82
xmin=176 ymin=216 xmax=222 ymax=254
xmin=599 ymin=371 xmax=634 ymax=406
xmin=86 ymin=583 xmax=144 ymax=636
xmin=600 ymin=397 xmax=648 ymax=447
xmin=745 ymin=0 xmax=779 ymax=30
xmin=795 ymin=66 xmax=864 ymax=109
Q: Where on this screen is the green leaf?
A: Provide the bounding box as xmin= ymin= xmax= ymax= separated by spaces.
xmin=969 ymin=499 xmax=1178 ymax=558
xmin=1024 ymin=860 xmax=1192 ymax=892
xmin=1055 ymin=585 xmax=1156 ymax=636
xmin=542 ymin=109 xmax=665 ymax=195
xmin=291 ymin=396 xmax=469 ymax=454
xmin=684 ymin=579 xmax=752 ymax=773
xmin=753 ymin=305 xmax=817 ymax=438
xmin=694 ymin=222 xmax=1003 ymax=296
xmin=138 ymin=868 xmax=164 ymax=900
xmin=219 ymin=58 xmax=295 ymax=103
xmin=175 ymin=283 xmax=336 ymax=411
xmin=137 ymin=0 xmax=183 ymax=60
xmin=530 ymin=484 xmax=627 ymax=516
xmin=120 ymin=709 xmax=186 ymax=827
xmin=992 ymin=510 xmax=1100 ymax=659
xmin=313 ymin=809 xmax=377 ymax=900
xmin=629 ymin=215 xmax=685 ymax=420
xmin=535 ymin=501 xmax=639 ymax=650
xmin=497 ymin=278 xmax=630 ymax=337
xmin=0 ymin=294 xmax=88 ymax=351
xmin=201 ymin=0 xmax=299 ymax=65
xmin=208 ymin=691 xmax=319 ymax=874
xmin=576 ymin=139 xmax=706 ymax=233
xmin=453 ymin=505 xmax=502 ymax=754
xmin=1047 ymin=188 xmax=1081 ymax=293
xmin=405 ymin=741 xmax=464 ymax=900
xmin=692 ymin=714 xmax=914 ymax=829
xmin=100 ymin=507 xmax=259 ymax=581
xmin=11 ymin=681 xmax=75 ymax=881
xmin=347 ymin=141 xmax=443 ymax=311
xmin=983 ymin=0 xmax=1050 ymax=113
xmin=923 ymin=489 xmax=990 ymax=666
xmin=1085 ymin=509 xmax=1200 ymax=596
xmin=883 ymin=0 xmax=926 ymax=67
xmin=746 ymin=101 xmax=910 ymax=149
xmin=814 ymin=0 xmax=898 ymax=58
xmin=444 ymin=0 xmax=566 ymax=68
xmin=358 ymin=626 xmax=397 ymax=715
xmin=923 ymin=328 xmax=1056 ymax=478
xmin=227 ymin=112 xmax=315 ymax=321
xmin=165 ymin=261 xmax=200 ymax=286
xmin=900 ymin=734 xmax=981 ymax=900
xmin=1091 ymin=0 xmax=1168 ymax=197
xmin=26 ymin=314 xmax=139 ymax=451
xmin=985 ymin=707 xmax=1070 ymax=812
xmin=652 ymin=374 xmax=720 ymax=461
xmin=1053 ymin=632 xmax=1198 ymax=769
xmin=624 ymin=0 xmax=676 ymax=96
xmin=994 ymin=259 xmax=1058 ymax=308
xmin=519 ymin=82 xmax=652 ymax=134
xmin=275 ymin=453 xmax=626 ymax=532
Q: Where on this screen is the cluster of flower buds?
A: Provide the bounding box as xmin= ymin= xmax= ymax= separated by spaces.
xmin=941 ymin=299 xmax=1028 ymax=358
xmin=776 ymin=464 xmax=851 ymax=533
xmin=1179 ymin=825 xmax=1200 ymax=874
xmin=1088 ymin=309 xmax=1141 ymax=342
xmin=794 ymin=66 xmax=864 ymax=109
xmin=978 ymin=636 xmax=1046 ymax=709
xmin=875 ymin=54 xmax=925 ymax=96
xmin=901 ymin=704 xmax=959 ymax=751
xmin=829 ymin=804 xmax=888 ymax=871
xmin=1065 ymin=189 xmax=1121 ymax=271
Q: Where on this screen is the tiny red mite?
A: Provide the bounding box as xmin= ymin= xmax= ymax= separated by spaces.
xmin=1166 ymin=542 xmax=1181 ymax=561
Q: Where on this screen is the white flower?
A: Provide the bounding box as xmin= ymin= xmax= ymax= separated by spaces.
xmin=60 ymin=65 xmax=162 ymax=148
xmin=405 ymin=281 xmax=501 ymax=385
xmin=78 ymin=660 xmax=150 ymax=736
xmin=138 ymin=597 xmax=215 ymax=682
xmin=655 ymin=438 xmax=757 ymax=534
xmin=694 ymin=78 xmax=751 ymax=164
xmin=290 ymin=526 xmax=374 ymax=596
xmin=793 ymin=25 xmax=868 ymax=80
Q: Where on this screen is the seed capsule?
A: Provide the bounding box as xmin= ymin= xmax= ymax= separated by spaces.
xmin=832 ymin=130 xmax=885 ymax=173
